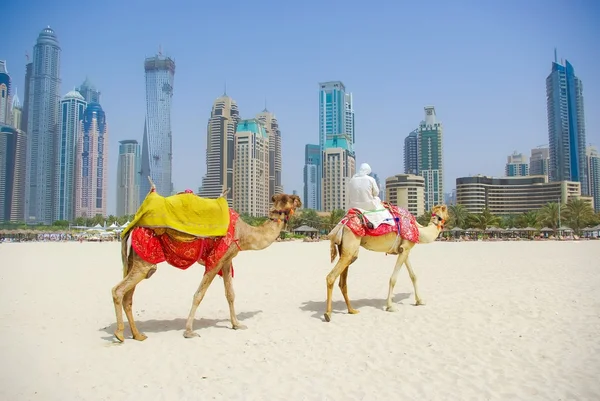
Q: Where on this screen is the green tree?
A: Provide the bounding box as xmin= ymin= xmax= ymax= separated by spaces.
xmin=417 ymin=211 xmax=431 ymax=226
xmin=564 ymin=198 xmax=595 ymax=234
xmin=52 ymin=220 xmax=70 ymax=227
xmin=500 ymin=215 xmax=517 ymax=229
xmin=448 ymin=204 xmax=470 ymax=229
xmin=467 ymin=208 xmax=501 ymax=229
xmin=537 ymin=202 xmax=562 ymax=229
xmin=516 ymin=210 xmax=539 ymax=228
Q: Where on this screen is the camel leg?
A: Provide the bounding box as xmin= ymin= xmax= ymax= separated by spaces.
xmin=183 ymin=267 xmax=220 ymax=338
xmin=385 ymin=251 xmax=409 ymax=312
xmin=112 ymin=256 xmax=151 ymax=342
xmin=222 ymin=262 xmax=247 ymax=330
xmin=325 ymin=233 xmax=360 ymax=322
xmin=339 ymin=255 xmax=359 ymax=315
xmin=405 ymin=256 xmax=425 ymax=306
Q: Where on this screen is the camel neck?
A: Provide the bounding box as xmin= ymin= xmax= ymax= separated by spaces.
xmin=237 ymin=219 xmax=285 ymax=250
xmin=418 ymin=222 xmax=442 ymax=244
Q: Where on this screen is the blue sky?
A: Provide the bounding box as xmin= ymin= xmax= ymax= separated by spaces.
xmin=3 ymin=0 xmax=599 ymax=215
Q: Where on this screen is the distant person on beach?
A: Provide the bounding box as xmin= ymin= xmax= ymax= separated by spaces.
xmin=347 ymin=162 xmax=383 ymax=211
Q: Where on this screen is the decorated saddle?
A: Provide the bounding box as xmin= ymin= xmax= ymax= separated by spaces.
xmin=121 ymin=189 xmax=230 ymax=239
xmin=341 ymin=202 xmax=420 ymax=243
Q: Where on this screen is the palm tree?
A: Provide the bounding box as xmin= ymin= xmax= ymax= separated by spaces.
xmin=564 ymin=198 xmax=595 ymax=234
xmin=467 ymin=208 xmax=501 ymax=229
xmin=449 ymin=204 xmax=470 ymax=228
xmin=500 ymin=214 xmax=517 ymax=229
xmin=326 ymin=209 xmax=346 ymax=231
xmin=516 ymin=210 xmax=539 ymax=228
xmin=537 ymin=202 xmax=562 ymax=229
xmin=417 ymin=211 xmax=432 ymax=226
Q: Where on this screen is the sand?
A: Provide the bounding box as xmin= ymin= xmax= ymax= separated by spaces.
xmin=0 ymin=239 xmax=599 ymax=401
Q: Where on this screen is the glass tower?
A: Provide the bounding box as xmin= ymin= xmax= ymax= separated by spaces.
xmin=546 ymin=53 xmax=588 ymax=195
xmin=139 ymin=53 xmax=175 ymax=201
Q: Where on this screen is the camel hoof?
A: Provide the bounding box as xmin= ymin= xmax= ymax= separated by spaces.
xmin=183 ymin=330 xmax=200 ymax=338
xmin=385 ymin=305 xmax=398 ymax=312
xmin=232 ymin=324 xmax=247 ymax=330
xmin=114 ymin=331 xmax=125 ymax=343
xmin=415 ymin=299 xmax=426 ymax=306
xmin=133 ymin=333 xmax=148 ymax=341
xmin=324 ymin=312 xmax=331 ymax=322
xmin=348 ymin=309 xmax=360 ymax=315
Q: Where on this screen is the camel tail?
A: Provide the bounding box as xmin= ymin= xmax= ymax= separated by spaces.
xmin=329 ymin=223 xmax=344 ymax=263
xmin=121 ymin=232 xmax=132 ymax=278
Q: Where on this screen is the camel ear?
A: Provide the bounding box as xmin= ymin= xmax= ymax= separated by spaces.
xmin=440 ymin=205 xmax=448 ymax=213
xmin=272 ymin=194 xmax=281 ymax=203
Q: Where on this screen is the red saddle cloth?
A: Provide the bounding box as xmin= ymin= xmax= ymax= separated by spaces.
xmin=130 ymin=210 xmax=240 ymax=277
xmin=341 ymin=204 xmax=420 ymax=243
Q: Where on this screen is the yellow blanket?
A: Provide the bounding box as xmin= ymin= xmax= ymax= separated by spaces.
xmin=121 ymin=191 xmax=230 ymax=239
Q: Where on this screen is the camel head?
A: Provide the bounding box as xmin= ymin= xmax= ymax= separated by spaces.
xmin=270 ymin=194 xmax=302 ymax=225
xmin=430 ymin=204 xmax=449 ymax=230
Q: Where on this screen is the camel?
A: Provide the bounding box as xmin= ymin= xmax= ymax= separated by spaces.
xmin=111 ymin=180 xmax=301 ymax=342
xmin=324 ymin=204 xmax=448 ymax=322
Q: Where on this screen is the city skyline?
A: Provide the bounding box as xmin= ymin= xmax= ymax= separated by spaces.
xmin=2 ymin=1 xmax=599 ymax=216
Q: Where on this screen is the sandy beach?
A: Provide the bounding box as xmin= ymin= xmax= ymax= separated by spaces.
xmin=1 ymin=240 xmax=599 ymax=401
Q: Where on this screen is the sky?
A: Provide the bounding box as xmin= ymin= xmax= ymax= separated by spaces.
xmin=3 ymin=0 xmax=600 ymax=215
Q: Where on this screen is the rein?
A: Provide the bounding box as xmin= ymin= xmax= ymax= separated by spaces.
xmin=432 ymin=213 xmax=446 ymax=230
xmin=269 ymin=208 xmax=294 ymax=225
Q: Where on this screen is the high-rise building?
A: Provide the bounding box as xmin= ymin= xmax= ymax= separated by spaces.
xmin=233 ymin=119 xmax=270 ymax=217
xmin=318 ymin=81 xmax=354 ymax=152
xmin=322 ymin=147 xmax=355 ymax=211
xmin=546 ymin=52 xmax=588 ymax=195
xmin=505 ymin=151 xmax=529 ymax=177
xmin=76 ymin=77 xmax=101 ymax=103
xmin=74 ymin=103 xmax=108 ymax=218
xmin=139 ymin=53 xmax=175 ymax=201
xmin=0 ymin=61 xmax=11 ymax=125
xmin=21 ymin=62 xmax=32 ymax=135
xmin=256 ymin=108 xmax=283 ymax=198
xmin=199 ymin=94 xmax=240 ymax=206
xmin=586 ymin=146 xmax=600 ymax=212
xmin=404 ymin=129 xmax=418 ymax=175
xmin=530 ymin=146 xmax=550 ymax=179
xmin=26 ymin=26 xmax=61 ymax=224
xmin=319 ymin=81 xmax=355 ymax=211
xmin=418 ymin=106 xmax=443 ymax=211
xmin=54 ymin=90 xmax=87 ymax=222
xmin=117 ymin=139 xmax=141 ymax=216
xmin=0 ymin=124 xmax=27 ymax=222
xmin=11 ymin=92 xmax=22 ymax=130
xmin=303 ymin=144 xmax=320 ymax=210
xmin=385 ymin=174 xmax=425 ymax=217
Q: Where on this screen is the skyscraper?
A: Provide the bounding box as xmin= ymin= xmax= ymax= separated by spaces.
xmin=546 ymin=52 xmax=588 ymax=195
xmin=233 ymin=119 xmax=270 ymax=217
xmin=74 ymin=103 xmax=108 ymax=218
xmin=55 ymin=90 xmax=87 ymax=221
xmin=139 ymin=53 xmax=175 ymax=201
xmin=530 ymin=146 xmax=550 ymax=179
xmin=404 ymin=129 xmax=418 ymax=175
xmin=21 ymin=62 xmax=32 ymax=135
xmin=418 ymin=106 xmax=443 ymax=211
xmin=0 ymin=61 xmax=11 ymax=125
xmin=26 ymin=26 xmax=61 ymax=224
xmin=256 ymin=108 xmax=283 ymax=198
xmin=322 ymin=147 xmax=355 ymax=211
xmin=76 ymin=77 xmax=101 ymax=103
xmin=0 ymin=124 xmax=27 ymax=223
xmin=117 ymin=140 xmax=141 ymax=216
xmin=199 ymin=94 xmax=240 ymax=206
xmin=505 ymin=151 xmax=529 ymax=177
xmin=303 ymin=144 xmax=320 ymax=210
xmin=319 ymin=81 xmax=355 ymax=211
xmin=318 ymin=81 xmax=354 ymax=152
xmin=586 ymin=146 xmax=600 ymax=212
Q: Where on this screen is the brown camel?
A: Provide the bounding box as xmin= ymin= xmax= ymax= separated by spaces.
xmin=324 ymin=204 xmax=449 ymax=322
xmin=111 ymin=185 xmax=301 ymax=342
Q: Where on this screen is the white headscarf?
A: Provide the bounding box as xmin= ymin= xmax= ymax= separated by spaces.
xmin=355 ymin=163 xmax=372 ymax=177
